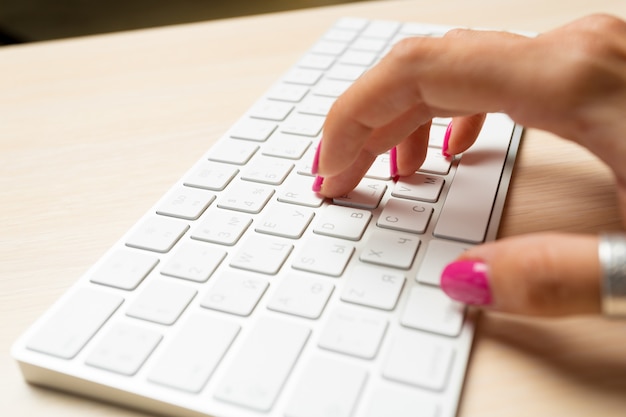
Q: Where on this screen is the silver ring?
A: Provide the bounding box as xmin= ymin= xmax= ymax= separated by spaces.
xmin=599 ymin=233 xmax=626 ymax=317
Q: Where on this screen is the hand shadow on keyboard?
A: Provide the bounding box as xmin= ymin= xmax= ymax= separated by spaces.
xmin=476 ymin=312 xmax=626 ymax=395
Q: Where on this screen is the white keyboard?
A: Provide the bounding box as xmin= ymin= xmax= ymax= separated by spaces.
xmin=12 ymin=18 xmax=523 ymax=417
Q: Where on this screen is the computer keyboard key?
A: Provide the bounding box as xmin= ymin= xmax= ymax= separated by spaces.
xmin=311 ymin=40 xmax=348 ymax=56
xmin=297 ymin=95 xmax=336 ymax=116
xmin=217 ymin=181 xmax=274 ymax=214
xmin=383 ymin=330 xmax=454 ymax=391
xmin=416 ymin=239 xmax=472 ymax=286
xmin=284 ymin=356 xmax=367 ymax=417
xmin=201 ymin=271 xmax=268 ymax=316
xmin=283 ymin=68 xmax=324 ymax=85
xmin=278 ymin=174 xmax=325 ymax=207
xmin=313 ymin=79 xmax=352 ymax=98
xmin=312 ymin=205 xmax=372 ymax=241
xmin=125 ymin=279 xmax=196 ymax=325
xmin=341 ymin=265 xmax=405 ymax=310
xmin=359 ymin=230 xmax=420 ymax=269
xmin=333 ymin=179 xmax=386 ymax=210
xmin=434 ymin=113 xmax=514 ymax=243
xmin=364 ymin=153 xmax=392 ymax=181
xmin=419 ymin=148 xmax=452 ymax=175
xmin=262 ymin=132 xmax=311 ymax=160
xmin=377 ymin=198 xmax=433 ymax=234
xmin=401 ymin=285 xmax=465 ymax=337
xmin=392 ymin=173 xmax=445 ymax=203
xmin=183 ymin=161 xmax=239 ymax=191
xmin=156 ymin=186 xmax=215 ymax=220
xmin=229 ymin=118 xmax=277 ymax=141
xmin=318 ymin=307 xmax=388 ymax=359
xmin=280 ymin=113 xmax=325 ymax=137
xmin=191 ymin=209 xmax=252 ymax=246
xmin=125 ymin=216 xmax=189 ymax=253
xmin=292 ymin=236 xmax=354 ymax=277
xmin=160 ymin=241 xmax=226 ymax=282
xmin=297 ymin=54 xmax=335 ymax=70
xmin=267 ymin=274 xmax=334 ymax=319
xmin=240 ymin=156 xmax=293 ymax=185
xmin=267 ymin=83 xmax=309 ymax=102
xmin=147 ymin=313 xmax=240 ymax=393
xmin=208 ymin=139 xmax=258 ymax=165
xmin=89 ymin=249 xmax=159 ymax=290
xmin=229 ymin=235 xmax=293 ymax=275
xmin=214 ymin=317 xmax=310 ymax=411
xmin=85 ymin=322 xmax=162 ymax=376
xmin=25 ymin=288 xmax=123 ymax=359
xmin=254 ymin=202 xmax=315 ymax=239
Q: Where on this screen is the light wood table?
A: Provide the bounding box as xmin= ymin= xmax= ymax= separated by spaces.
xmin=2 ymin=1 xmax=626 ymax=416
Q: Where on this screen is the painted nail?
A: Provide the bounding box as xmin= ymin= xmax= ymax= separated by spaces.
xmin=312 ymin=175 xmax=324 ymax=192
xmin=311 ymin=141 xmax=322 ymax=175
xmin=389 ymin=146 xmax=398 ymax=178
xmin=440 ymin=260 xmax=492 ymax=305
xmin=442 ymin=121 xmax=453 ymax=157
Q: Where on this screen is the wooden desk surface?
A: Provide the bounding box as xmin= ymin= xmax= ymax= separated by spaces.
xmin=2 ymin=0 xmax=626 ymax=416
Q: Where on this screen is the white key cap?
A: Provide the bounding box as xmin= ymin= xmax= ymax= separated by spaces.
xmin=267 ymin=274 xmax=334 ymax=319
xmin=201 ymin=271 xmax=268 ymax=316
xmin=254 ymin=202 xmax=314 ymax=239
xmin=156 ymin=186 xmax=215 ymax=220
xmin=350 ymin=38 xmax=387 ymax=53
xmin=297 ymin=95 xmax=335 ymax=116
xmin=262 ymin=132 xmax=311 ymax=160
xmin=90 ymin=249 xmax=158 ymax=290
xmin=249 ymin=100 xmax=294 ymax=121
xmin=428 ymin=124 xmax=447 ymax=148
xmin=292 ymin=236 xmax=354 ymax=277
xmin=364 ymin=386 xmax=439 ymax=417
xmin=323 ymin=28 xmax=358 ymax=43
xmin=26 ymin=288 xmax=123 ymax=359
xmin=401 ymin=285 xmax=465 ymax=337
xmin=125 ymin=279 xmax=196 ymax=325
xmin=392 ymin=173 xmax=444 ymax=203
xmin=312 ymin=205 xmax=371 ymax=241
xmin=229 ymin=235 xmax=293 ymax=275
xmin=283 ymin=68 xmax=324 ymax=85
xmin=183 ymin=161 xmax=238 ymax=191
xmin=148 ymin=314 xmax=240 ymax=393
xmin=326 ymin=63 xmax=366 ymax=81
xmin=364 ymin=153 xmax=392 ymax=180
xmin=341 ymin=265 xmax=405 ymax=310
xmin=419 ymin=147 xmax=452 ymax=175
xmin=240 ymin=156 xmax=293 ymax=185
xmin=277 ymin=174 xmax=325 ymax=207
xmin=311 ymin=40 xmax=348 ymax=56
xmin=281 ymin=113 xmax=325 ymax=137
xmin=85 ymin=323 xmax=162 ymax=376
xmin=297 ymin=54 xmax=335 ymax=70
xmin=295 ymin=146 xmax=317 ymax=177
xmin=190 ymin=209 xmax=251 ymax=246
xmin=362 ymin=20 xmax=400 ymax=39
xmin=377 ymin=198 xmax=433 ymax=234
xmin=160 ymin=241 xmax=226 ymax=282
xmin=284 ymin=356 xmax=367 ymax=417
xmin=383 ymin=330 xmax=454 ymax=391
xmin=313 ymin=79 xmax=352 ymax=97
xmin=229 ymin=118 xmax=276 ymax=141
xmin=208 ymin=139 xmax=258 ymax=165
xmin=339 ymin=50 xmax=377 ymax=66
xmin=434 ymin=113 xmax=514 ymax=243
xmin=333 ymin=179 xmax=386 ymax=209
xmin=267 ymin=83 xmax=309 ymax=102
xmin=359 ymin=231 xmax=420 ymax=269
xmin=125 ymin=216 xmax=189 ymax=253
xmin=214 ymin=317 xmax=310 ymax=411
xmin=416 ymin=239 xmax=472 ymax=285
xmin=217 ymin=181 xmax=274 ymax=214
xmin=318 ymin=307 xmax=387 ymax=359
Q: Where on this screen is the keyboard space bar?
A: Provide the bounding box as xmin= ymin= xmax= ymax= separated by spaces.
xmin=434 ymin=113 xmax=515 ymax=244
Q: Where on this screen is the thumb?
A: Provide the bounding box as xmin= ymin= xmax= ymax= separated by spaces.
xmin=440 ymin=233 xmax=601 ymax=316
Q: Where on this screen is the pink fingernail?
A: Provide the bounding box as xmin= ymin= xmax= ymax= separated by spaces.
xmin=312 ymin=175 xmax=324 ymax=192
xmin=440 ymin=260 xmax=492 ymax=305
xmin=442 ymin=121 xmax=453 ymax=157
xmin=389 ymin=146 xmax=398 ymax=178
xmin=311 ymin=141 xmax=322 ymax=175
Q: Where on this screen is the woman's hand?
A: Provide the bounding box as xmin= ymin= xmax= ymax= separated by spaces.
xmin=314 ymin=14 xmax=626 ymax=315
